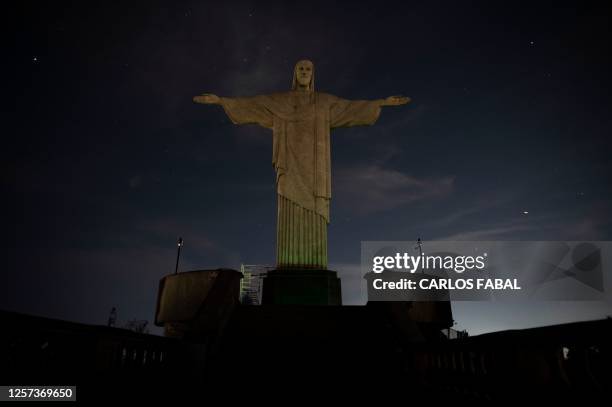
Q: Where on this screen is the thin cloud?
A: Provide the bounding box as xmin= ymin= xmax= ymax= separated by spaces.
xmin=137 ymin=217 xmax=218 ymax=251
xmin=427 ymin=189 xmax=524 ymax=229
xmin=438 ymin=224 xmax=537 ymax=240
xmin=335 ymin=164 xmax=454 ymax=214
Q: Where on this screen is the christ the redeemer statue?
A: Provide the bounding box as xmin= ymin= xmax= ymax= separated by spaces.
xmin=194 ymin=60 xmax=410 ymax=270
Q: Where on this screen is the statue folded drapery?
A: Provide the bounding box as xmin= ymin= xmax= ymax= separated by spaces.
xmin=194 ymin=60 xmax=410 ymax=269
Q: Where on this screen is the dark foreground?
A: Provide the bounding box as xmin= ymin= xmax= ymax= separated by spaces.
xmin=1 ymin=307 xmax=610 ymax=402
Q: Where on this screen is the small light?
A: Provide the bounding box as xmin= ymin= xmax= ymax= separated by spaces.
xmin=523 ymin=211 xmax=529 ymax=215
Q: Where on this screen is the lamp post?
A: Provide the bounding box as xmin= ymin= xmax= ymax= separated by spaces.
xmin=174 ymin=237 xmax=183 ymax=275
xmin=415 ymin=237 xmax=424 ymax=273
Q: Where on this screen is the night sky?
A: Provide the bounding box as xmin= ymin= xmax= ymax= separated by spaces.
xmin=6 ymin=1 xmax=612 ymax=335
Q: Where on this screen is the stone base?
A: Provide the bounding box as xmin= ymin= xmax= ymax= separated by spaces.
xmin=261 ymin=269 xmax=342 ymax=305
xmin=154 ymin=269 xmax=242 ymax=338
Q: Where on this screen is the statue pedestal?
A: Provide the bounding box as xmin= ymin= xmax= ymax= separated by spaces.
xmin=261 ymin=269 xmax=342 ymax=305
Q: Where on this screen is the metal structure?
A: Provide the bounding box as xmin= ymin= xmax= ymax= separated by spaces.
xmin=239 ymin=264 xmax=274 ymax=305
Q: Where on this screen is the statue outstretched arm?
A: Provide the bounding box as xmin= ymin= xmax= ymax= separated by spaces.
xmin=379 ymin=95 xmax=411 ymax=106
xmin=193 ymin=93 xmax=273 ymax=129
xmin=330 ymin=95 xmax=411 ymax=128
xmin=193 ymin=93 xmax=221 ymax=104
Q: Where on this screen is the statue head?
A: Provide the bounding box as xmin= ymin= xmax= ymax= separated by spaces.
xmin=292 ymin=59 xmax=314 ymax=91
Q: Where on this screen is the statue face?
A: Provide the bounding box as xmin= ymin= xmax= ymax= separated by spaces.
xmin=295 ymin=60 xmax=313 ymax=88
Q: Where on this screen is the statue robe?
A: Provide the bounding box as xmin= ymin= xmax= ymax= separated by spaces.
xmin=221 ymin=91 xmax=381 ymax=268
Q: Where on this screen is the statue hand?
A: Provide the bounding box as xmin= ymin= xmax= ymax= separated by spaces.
xmin=193 ymin=93 xmax=220 ymax=104
xmin=382 ymin=95 xmax=411 ymax=106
